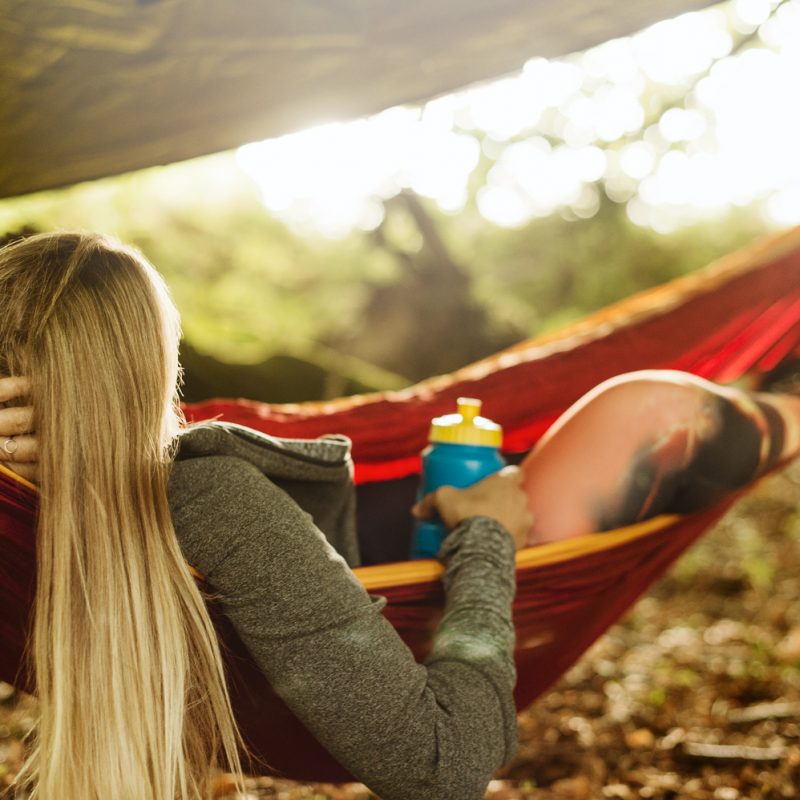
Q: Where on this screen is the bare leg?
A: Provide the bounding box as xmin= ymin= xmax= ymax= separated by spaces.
xmin=521 ymin=370 xmax=800 ymax=545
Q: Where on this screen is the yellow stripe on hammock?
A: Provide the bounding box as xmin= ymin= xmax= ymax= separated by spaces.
xmin=354 ymin=515 xmax=681 ymax=591
xmin=0 ymin=462 xmax=36 ymax=491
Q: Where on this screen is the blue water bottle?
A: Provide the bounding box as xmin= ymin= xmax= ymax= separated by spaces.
xmin=411 ymin=397 xmax=506 ymax=559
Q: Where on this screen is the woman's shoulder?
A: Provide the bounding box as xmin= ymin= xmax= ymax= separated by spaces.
xmin=168 ymin=452 xmax=339 ymax=583
xmin=169 ymin=422 xmax=361 ymax=567
xmin=168 ymin=451 xmax=366 ymax=625
xmin=168 ymin=452 xmax=270 ymax=516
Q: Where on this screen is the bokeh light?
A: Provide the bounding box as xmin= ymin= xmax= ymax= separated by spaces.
xmin=237 ymin=0 xmax=799 ymax=237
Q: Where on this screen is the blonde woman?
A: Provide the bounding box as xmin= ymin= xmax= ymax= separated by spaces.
xmin=0 ymin=231 xmax=531 ymax=800
xmin=2 ymin=232 xmax=800 ymax=800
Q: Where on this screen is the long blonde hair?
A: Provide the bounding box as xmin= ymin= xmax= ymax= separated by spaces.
xmin=0 ymin=232 xmax=247 ymax=799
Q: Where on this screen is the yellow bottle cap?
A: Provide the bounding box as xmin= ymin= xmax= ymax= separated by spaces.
xmin=429 ymin=397 xmax=503 ymax=447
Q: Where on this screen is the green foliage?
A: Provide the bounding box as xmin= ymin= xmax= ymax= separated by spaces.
xmin=0 ymin=0 xmax=787 ymax=400
xmin=737 ymin=524 xmax=777 ymax=592
xmin=780 ymin=512 xmax=800 ymax=540
xmin=0 ymin=148 xmax=774 ymax=400
xmin=646 ymin=686 xmax=666 ymax=707
xmin=446 ymin=183 xmax=767 ymax=337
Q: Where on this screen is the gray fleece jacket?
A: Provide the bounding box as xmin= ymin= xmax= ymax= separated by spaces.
xmin=167 ymin=422 xmax=518 ymax=800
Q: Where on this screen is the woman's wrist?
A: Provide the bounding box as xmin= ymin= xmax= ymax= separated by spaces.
xmin=439 ymin=515 xmax=516 ymax=570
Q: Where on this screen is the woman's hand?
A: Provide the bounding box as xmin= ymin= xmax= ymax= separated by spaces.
xmin=412 ymin=466 xmax=533 ymax=549
xmin=0 ymin=376 xmax=38 ymax=483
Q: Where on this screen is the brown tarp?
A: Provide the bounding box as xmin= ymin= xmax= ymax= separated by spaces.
xmin=1 ymin=0 xmax=712 ymax=199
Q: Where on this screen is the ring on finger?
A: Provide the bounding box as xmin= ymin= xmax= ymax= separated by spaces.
xmin=2 ymin=436 xmax=18 ymax=457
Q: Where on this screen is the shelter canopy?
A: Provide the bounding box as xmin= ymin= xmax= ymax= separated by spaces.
xmin=1 ymin=0 xmax=712 ymax=199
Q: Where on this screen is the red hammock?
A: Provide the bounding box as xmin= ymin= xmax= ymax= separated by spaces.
xmin=1 ymin=227 xmax=799 ymax=782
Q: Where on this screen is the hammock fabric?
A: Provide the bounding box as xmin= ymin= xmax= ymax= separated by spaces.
xmin=1 ymin=227 xmax=800 ymax=782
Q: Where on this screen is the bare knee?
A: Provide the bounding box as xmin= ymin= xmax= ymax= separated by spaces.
xmin=564 ymin=370 xmax=706 ymax=430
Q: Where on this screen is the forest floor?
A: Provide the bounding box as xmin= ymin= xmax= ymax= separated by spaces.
xmin=2 ymin=462 xmax=800 ymax=799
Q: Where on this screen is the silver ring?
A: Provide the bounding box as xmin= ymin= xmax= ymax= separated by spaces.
xmin=2 ymin=437 xmax=18 ymax=456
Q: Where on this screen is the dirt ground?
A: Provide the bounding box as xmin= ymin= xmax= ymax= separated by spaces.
xmin=3 ymin=462 xmax=800 ymax=799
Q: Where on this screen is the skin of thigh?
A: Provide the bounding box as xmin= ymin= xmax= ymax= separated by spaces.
xmin=520 ymin=371 xmax=727 ymax=545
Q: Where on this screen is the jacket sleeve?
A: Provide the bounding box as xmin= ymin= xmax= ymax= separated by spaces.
xmin=169 ymin=455 xmax=518 ymax=800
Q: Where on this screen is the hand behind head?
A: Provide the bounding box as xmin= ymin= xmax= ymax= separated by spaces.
xmin=0 ymin=375 xmax=38 ymax=482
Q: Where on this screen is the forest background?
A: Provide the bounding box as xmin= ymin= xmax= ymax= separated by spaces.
xmin=3 ymin=1 xmax=800 ymax=797
xmin=1 ymin=0 xmax=796 ymax=404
